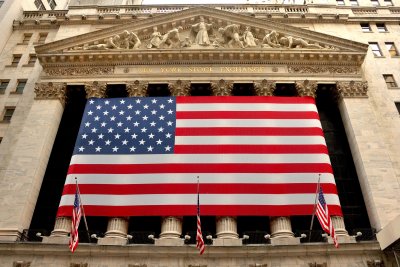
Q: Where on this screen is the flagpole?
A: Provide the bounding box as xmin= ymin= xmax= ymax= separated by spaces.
xmin=308 ymin=174 xmax=321 ymax=242
xmin=75 ymin=177 xmax=91 ymax=243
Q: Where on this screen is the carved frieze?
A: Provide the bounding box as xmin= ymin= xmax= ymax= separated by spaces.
xmin=44 ymin=67 xmax=113 ymax=76
xmin=249 ymin=264 xmax=268 ymax=267
xmin=13 ymin=261 xmax=31 ymax=267
xmin=169 ymin=80 xmax=191 ymax=96
xmin=295 ymin=80 xmax=318 ymax=98
xmin=126 ymin=80 xmax=148 ymax=97
xmin=288 ymin=66 xmax=358 ymax=74
xmin=254 ymin=79 xmax=276 ymax=96
xmin=367 ymin=260 xmax=384 ymax=267
xmin=211 ymin=79 xmax=233 ymax=96
xmin=308 ymin=263 xmax=327 ymax=267
xmin=34 ymin=82 xmax=67 ymax=104
xmin=85 ymin=81 xmax=107 ymax=98
xmin=336 ymin=81 xmax=368 ymax=98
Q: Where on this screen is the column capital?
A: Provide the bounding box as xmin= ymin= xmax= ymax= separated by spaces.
xmin=254 ymin=79 xmax=276 ymax=96
xmin=85 ymin=81 xmax=107 ymax=98
xmin=295 ymin=80 xmax=318 ymax=97
xmin=211 ymin=79 xmax=233 ymax=96
xmin=34 ymin=82 xmax=67 ymax=105
xmin=336 ymin=81 xmax=368 ymax=99
xmin=168 ymin=80 xmax=191 ymax=96
xmin=126 ymin=80 xmax=148 ymax=97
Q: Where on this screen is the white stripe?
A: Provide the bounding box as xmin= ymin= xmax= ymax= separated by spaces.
xmin=176 ymin=119 xmax=322 ymax=128
xmin=175 ymin=136 xmax=326 ymax=145
xmin=177 ymin=103 xmax=318 ymax=112
xmin=67 ymin=173 xmax=336 ymax=185
xmin=70 ymin=153 xmax=331 ymax=165
xmin=59 ymin=193 xmax=340 ymax=207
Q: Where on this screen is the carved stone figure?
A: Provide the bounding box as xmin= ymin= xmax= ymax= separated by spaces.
xmin=147 ymin=27 xmax=162 ymax=49
xmin=279 ymin=36 xmax=324 ymax=49
xmin=261 ymin=30 xmax=281 ymax=48
xmin=118 ymin=30 xmax=141 ymax=49
xmin=159 ymin=26 xmax=183 ymax=49
xmin=128 ymin=31 xmax=141 ymax=49
xmin=218 ymin=24 xmax=244 ymax=48
xmin=84 ymin=35 xmax=121 ymax=50
xmin=191 ymin=17 xmax=213 ymax=46
xmin=77 ymin=31 xmax=141 ymax=50
xmin=242 ymin=26 xmax=257 ymax=47
xmin=181 ymin=37 xmax=192 ymax=48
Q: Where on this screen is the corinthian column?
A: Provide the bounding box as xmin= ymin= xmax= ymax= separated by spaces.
xmin=126 ymin=80 xmax=148 ymax=97
xmin=254 ymin=79 xmax=276 ymax=96
xmin=85 ymin=81 xmax=107 ymax=98
xmin=211 ymin=79 xmax=233 ymax=96
xmin=295 ymin=80 xmax=318 ymax=98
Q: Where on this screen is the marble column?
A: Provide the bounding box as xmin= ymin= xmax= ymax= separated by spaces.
xmin=159 ymin=216 xmax=183 ymax=239
xmin=270 ymin=216 xmax=294 ymax=238
xmin=126 ymin=80 xmax=148 ymax=97
xmin=0 ymin=82 xmax=66 ymax=241
xmin=295 ymin=80 xmax=317 ymax=98
xmin=254 ymin=79 xmax=276 ymax=96
xmin=331 ymin=216 xmax=348 ymax=236
xmin=50 ymin=217 xmax=71 ymax=237
xmin=216 ymin=216 xmax=239 ymax=239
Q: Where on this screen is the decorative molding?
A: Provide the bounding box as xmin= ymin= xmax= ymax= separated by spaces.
xmin=85 ymin=81 xmax=107 ymax=98
xmin=70 ymin=264 xmax=88 ymax=267
xmin=211 ymin=79 xmax=233 ymax=96
xmin=168 ymin=80 xmax=191 ymax=96
xmin=188 ymin=265 xmax=207 ymax=267
xmin=13 ymin=261 xmax=31 ymax=267
xmin=129 ymin=264 xmax=147 ymax=267
xmin=295 ymin=80 xmax=317 ymax=97
xmin=126 ymin=80 xmax=148 ymax=97
xmin=254 ymin=79 xmax=276 ymax=96
xmin=44 ymin=67 xmax=113 ymax=76
xmin=308 ymin=263 xmax=327 ymax=267
xmin=34 ymin=82 xmax=67 ymax=104
xmin=366 ymin=260 xmax=384 ymax=267
xmin=288 ymin=65 xmax=358 ymax=74
xmin=249 ymin=264 xmax=268 ymax=267
xmin=336 ymin=81 xmax=368 ymax=98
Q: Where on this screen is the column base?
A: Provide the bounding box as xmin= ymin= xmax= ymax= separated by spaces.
xmin=329 ymin=235 xmax=356 ymax=245
xmin=42 ymin=235 xmax=69 ymax=244
xmin=0 ymin=228 xmax=22 ymax=241
xmin=97 ymin=237 xmax=128 ymax=245
xmin=271 ymin=237 xmax=301 ymax=246
xmin=155 ymin=238 xmax=184 ymax=246
xmin=212 ymin=238 xmax=242 ymax=246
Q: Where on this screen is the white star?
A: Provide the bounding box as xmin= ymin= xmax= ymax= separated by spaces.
xmin=88 ymin=140 xmax=95 ymax=145
xmin=98 ymin=134 xmax=104 ymax=139
xmin=156 ymin=139 xmax=163 ymax=145
xmin=141 ymin=127 xmax=147 ymax=133
xmin=110 ymin=116 xmax=116 ymax=121
xmin=150 ymin=121 xmax=156 ymax=127
xmin=120 ymin=99 xmax=125 ymax=104
xmin=151 ymin=110 xmax=157 ymax=115
xmin=139 ymin=139 xmax=145 ymax=145
xmin=166 ymin=133 xmax=172 ymax=138
xmin=105 ymin=140 xmax=111 ymax=145
xmin=133 ymin=121 xmax=139 ymax=127
xmin=143 ymin=104 xmax=149 ymax=109
xmin=94 ymin=116 xmax=100 ymax=121
xmin=142 ymin=115 xmax=148 ymax=121
xmin=158 ymin=127 xmax=164 ymax=132
xmin=152 ymin=99 xmax=157 ymax=104
xmin=159 ymin=115 xmax=165 ymax=120
xmin=112 ymin=146 xmax=119 ymax=152
xmin=167 ymin=99 xmax=173 ymax=103
xmin=147 ymin=146 xmax=154 ymax=152
xmin=85 ymin=122 xmax=90 ymax=127
xmin=124 ymin=127 xmax=130 ymax=133
xmin=87 ymin=110 xmax=93 ymax=115
xmin=91 ymin=128 xmax=97 ymax=133
xmin=131 ymin=133 xmax=137 ymax=139
xmin=108 ymin=128 xmax=114 ymax=133
xmin=96 ymin=105 xmax=102 ymax=110
xmin=101 ymin=122 xmax=107 ymax=127
xmin=165 ymin=145 xmax=171 ymax=151
xmin=148 ymin=133 xmax=154 ymax=139
xmin=135 ymin=110 xmax=141 ymax=115
xmin=167 ymin=121 xmax=173 ymax=126
xmin=130 ymin=146 xmax=136 ymax=152
xmin=115 ymin=134 xmax=121 ymax=139
xmin=167 ymin=109 xmax=173 ymax=114
xmin=127 ymin=104 xmax=133 ymax=109
xmin=136 ymin=99 xmax=141 ymax=104
xmin=89 ymin=99 xmax=95 ymax=104
xmin=112 ymin=105 xmax=117 ymax=110
xmin=126 ymin=115 xmax=132 ymax=121
xmin=105 ymin=100 xmax=110 ymax=105
xmin=79 ymin=146 xmax=85 ymax=152
xmin=119 ymin=110 xmax=125 ymax=115
xmin=122 ymin=140 xmax=128 ymax=145
xmin=95 ymin=146 xmax=102 ymax=152
xmin=82 ymin=134 xmax=88 ymax=139
xmin=159 ymin=104 xmax=165 ymax=109
xmin=103 ymin=110 xmax=109 ymax=116
xmin=117 ymin=122 xmax=123 ymax=127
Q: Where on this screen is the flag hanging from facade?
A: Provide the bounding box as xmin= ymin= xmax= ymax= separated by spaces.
xmin=57 ymin=96 xmax=342 ymax=217
xmin=196 ymin=183 xmax=205 ymax=255
xmin=69 ymin=186 xmax=82 ymax=252
xmin=316 ymin=186 xmax=339 ymax=248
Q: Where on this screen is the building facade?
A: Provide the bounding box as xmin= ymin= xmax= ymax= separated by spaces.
xmin=0 ymin=0 xmax=399 ymax=266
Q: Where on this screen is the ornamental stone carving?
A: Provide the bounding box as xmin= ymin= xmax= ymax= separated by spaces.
xmin=147 ymin=27 xmax=162 ymax=49
xmin=211 ymin=79 xmax=233 ymax=96
xmin=129 ymin=264 xmax=147 ymax=267
xmin=279 ymin=36 xmax=324 ymax=49
xmin=288 ymin=66 xmax=358 ymax=74
xmin=74 ymin=30 xmax=141 ymax=50
xmin=85 ymin=81 xmax=107 ymax=98
xmin=242 ymin=26 xmax=258 ymax=48
xmin=190 ymin=16 xmax=213 ymax=46
xmin=249 ymin=264 xmax=268 ymax=267
xmin=308 ymin=263 xmax=327 ymax=267
xmin=44 ymin=67 xmax=113 ymax=76
xmin=336 ymin=81 xmax=368 ymax=98
xmin=13 ymin=261 xmax=31 ymax=267
xmin=34 ymin=82 xmax=67 ymax=105
xmin=126 ymin=80 xmax=148 ymax=97
xmin=254 ymin=79 xmax=276 ymax=96
xmin=218 ymin=24 xmax=244 ymax=48
xmin=295 ymin=80 xmax=318 ymax=97
xmin=367 ymin=260 xmax=384 ymax=267
xmin=159 ymin=26 xmax=183 ymax=49
xmin=168 ymin=80 xmax=191 ymax=96
xmin=261 ymin=30 xmax=280 ymax=48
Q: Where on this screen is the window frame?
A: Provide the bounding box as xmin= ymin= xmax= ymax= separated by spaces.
xmin=15 ymin=80 xmax=27 ymax=94
xmin=11 ymin=54 xmax=22 ymax=66
xmin=34 ymin=0 xmax=45 ymax=10
xmin=360 ymin=23 xmax=372 ymax=32
xmin=349 ymin=0 xmax=359 ymax=6
xmin=376 ymin=23 xmax=388 ymax=32
xmin=3 ymin=107 xmax=15 ymax=123
xmin=37 ymin=33 xmax=48 ymax=44
xmin=385 ymin=42 xmax=399 ymax=57
xmin=336 ymin=0 xmax=345 ymax=5
xmin=370 ymin=0 xmax=380 ymax=6
xmin=383 ymin=0 xmax=393 ymax=5
xmin=369 ymin=42 xmax=383 ymax=57
xmin=383 ymin=75 xmax=398 ymax=88
xmin=0 ymin=80 xmax=10 ymax=94
xmin=27 ymin=54 xmax=37 ymax=65
xmin=21 ymin=33 xmax=33 ymax=45
xmin=48 ymin=0 xmax=56 ymax=10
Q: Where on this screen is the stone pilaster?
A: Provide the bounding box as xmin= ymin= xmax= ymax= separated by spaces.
xmin=295 ymin=80 xmax=318 ymax=97
xmin=98 ymin=217 xmax=129 ymax=245
xmin=168 ymin=80 xmax=190 ymax=96
xmin=0 ymin=83 xmax=66 ymax=241
xmin=254 ymin=79 xmax=276 ymax=96
xmin=156 ymin=216 xmax=184 ymax=245
xmin=270 ymin=216 xmax=299 ymax=245
xmin=211 ymin=79 xmax=233 ymax=96
xmin=84 ymin=81 xmax=107 ymax=98
xmin=336 ymin=81 xmax=368 ymax=99
xmin=126 ymin=80 xmax=148 ymax=97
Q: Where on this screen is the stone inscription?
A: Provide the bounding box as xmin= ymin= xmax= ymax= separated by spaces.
xmin=120 ymin=65 xmax=267 ymax=75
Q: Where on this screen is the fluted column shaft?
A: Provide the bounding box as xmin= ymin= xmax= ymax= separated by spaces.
xmin=159 ymin=216 xmax=183 ymax=238
xmin=216 ymin=216 xmax=239 ymax=239
xmin=104 ymin=217 xmax=129 ymax=238
xmin=332 ymin=216 xmax=348 ymax=236
xmin=50 ymin=217 xmax=71 ymax=237
xmin=270 ymin=216 xmax=294 ymax=238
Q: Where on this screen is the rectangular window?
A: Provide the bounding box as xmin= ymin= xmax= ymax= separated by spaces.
xmin=376 ymin=23 xmax=388 ymax=32
xmin=27 ymin=54 xmax=37 ymax=65
xmin=383 ymin=75 xmax=398 ymax=88
xmin=371 ymin=0 xmax=380 ymax=6
xmin=34 ymin=0 xmax=45 ymax=10
xmin=396 ymin=102 xmax=400 ymax=114
xmin=37 ymin=33 xmax=48 ymax=44
xmin=360 ymin=23 xmax=372 ymax=32
xmin=385 ymin=42 xmax=399 ymax=57
xmin=3 ymin=108 xmax=15 ymax=122
xmin=384 ymin=0 xmax=393 ymax=5
xmin=11 ymin=55 xmax=21 ymax=66
xmin=0 ymin=80 xmax=9 ymax=94
xmin=336 ymin=0 xmax=345 ymax=5
xmin=48 ymin=0 xmax=56 ymax=10
xmin=16 ymin=80 xmax=27 ymax=94
xmin=349 ymin=0 xmax=358 ymax=5
xmin=22 ymin=33 xmax=32 ymax=44
xmin=369 ymin=42 xmax=383 ymax=57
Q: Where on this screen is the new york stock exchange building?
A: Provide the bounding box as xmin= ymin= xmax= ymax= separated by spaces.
xmin=0 ymin=0 xmax=399 ymax=266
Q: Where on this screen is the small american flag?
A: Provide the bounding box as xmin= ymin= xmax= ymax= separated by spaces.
xmin=69 ymin=187 xmax=82 ymax=252
xmin=196 ymin=185 xmax=205 ymax=255
xmin=316 ymin=186 xmax=338 ymax=248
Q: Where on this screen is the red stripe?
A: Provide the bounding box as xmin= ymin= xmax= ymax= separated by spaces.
xmin=175 ymin=127 xmax=324 ymax=136
xmin=174 ymin=144 xmax=328 ymax=154
xmin=176 ymin=111 xmax=319 ymax=119
xmin=68 ymin=163 xmax=334 ymax=174
xmin=62 ymin=183 xmax=338 ymax=195
xmin=57 ymin=204 xmax=342 ymax=217
xmin=176 ymin=96 xmax=316 ymax=104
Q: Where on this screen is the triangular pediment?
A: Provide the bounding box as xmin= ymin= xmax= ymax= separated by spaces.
xmin=35 ymin=6 xmax=368 ymax=67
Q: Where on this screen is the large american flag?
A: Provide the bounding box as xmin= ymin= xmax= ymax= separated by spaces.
xmin=316 ymin=186 xmax=338 ymax=248
xmin=57 ymin=96 xmax=342 ymax=217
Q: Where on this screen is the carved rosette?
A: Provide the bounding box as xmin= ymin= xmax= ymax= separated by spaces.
xmin=168 ymin=80 xmax=191 ymax=96
xmin=295 ymin=80 xmax=318 ymax=98
xmin=126 ymin=80 xmax=148 ymax=97
xmin=211 ymin=79 xmax=233 ymax=96
xmin=85 ymin=81 xmax=107 ymax=98
xmin=34 ymin=82 xmax=67 ymax=105
xmin=254 ymin=79 xmax=276 ymax=96
xmin=336 ymin=81 xmax=368 ymax=99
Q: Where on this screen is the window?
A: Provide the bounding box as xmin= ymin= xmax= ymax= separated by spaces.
xmin=11 ymin=55 xmax=21 ymax=66
xmin=371 ymin=0 xmax=380 ymax=6
xmin=383 ymin=75 xmax=398 ymax=88
xmin=360 ymin=23 xmax=372 ymax=32
xmin=3 ymin=108 xmax=15 ymax=122
xmin=396 ymin=102 xmax=400 ymax=114
xmin=37 ymin=33 xmax=48 ymax=44
xmin=385 ymin=42 xmax=399 ymax=57
xmin=376 ymin=23 xmax=388 ymax=32
xmin=22 ymin=33 xmax=32 ymax=44
xmin=0 ymin=1 xmax=4 ymax=8
xmin=48 ymin=0 xmax=56 ymax=10
xmin=384 ymin=0 xmax=393 ymax=5
xmin=349 ymin=0 xmax=358 ymax=5
xmin=0 ymin=80 xmax=9 ymax=94
xmin=369 ymin=42 xmax=383 ymax=57
xmin=336 ymin=0 xmax=345 ymax=5
xmin=27 ymin=54 xmax=37 ymax=65
xmin=34 ymin=0 xmax=45 ymax=10
xmin=16 ymin=80 xmax=27 ymax=94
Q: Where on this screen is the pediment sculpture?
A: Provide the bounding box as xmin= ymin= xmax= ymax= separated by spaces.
xmin=70 ymin=16 xmax=336 ymax=51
